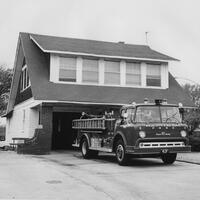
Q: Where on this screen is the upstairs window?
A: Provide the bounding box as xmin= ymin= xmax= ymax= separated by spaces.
xmin=52 ymin=55 xmax=166 ymax=88
xmin=82 ymin=59 xmax=99 ymax=84
xmin=126 ymin=62 xmax=141 ymax=86
xmin=20 ymin=65 xmax=30 ymax=91
xmin=104 ymin=61 xmax=120 ymax=85
xmin=59 ymin=57 xmax=76 ymax=82
xmin=146 ymin=64 xmax=161 ymax=87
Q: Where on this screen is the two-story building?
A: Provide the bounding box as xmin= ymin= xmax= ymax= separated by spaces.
xmin=4 ymin=32 xmax=193 ymax=154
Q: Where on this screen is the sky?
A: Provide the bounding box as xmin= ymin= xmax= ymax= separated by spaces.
xmin=0 ymin=0 xmax=200 ymax=85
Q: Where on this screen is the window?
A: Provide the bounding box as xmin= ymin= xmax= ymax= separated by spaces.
xmin=121 ymin=109 xmax=126 ymax=117
xmin=104 ymin=61 xmax=120 ymax=85
xmin=146 ymin=64 xmax=161 ymax=87
xmin=126 ymin=108 xmax=135 ymax=123
xmin=82 ymin=59 xmax=99 ymax=83
xmin=160 ymin=106 xmax=181 ymax=123
xmin=126 ymin=62 xmax=141 ymax=86
xmin=135 ymin=106 xmax=161 ymax=123
xmin=59 ymin=57 xmax=76 ymax=82
xmin=20 ymin=65 xmax=30 ymax=91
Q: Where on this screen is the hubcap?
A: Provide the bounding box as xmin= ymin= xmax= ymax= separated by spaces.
xmin=116 ymin=144 xmax=124 ymax=161
xmin=82 ymin=141 xmax=87 ymax=155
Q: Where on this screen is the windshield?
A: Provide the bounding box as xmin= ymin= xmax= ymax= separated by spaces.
xmin=160 ymin=106 xmax=181 ymax=123
xmin=135 ymin=106 xmax=181 ymax=123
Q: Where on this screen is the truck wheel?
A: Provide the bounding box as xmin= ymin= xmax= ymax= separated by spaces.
xmin=115 ymin=139 xmax=129 ymax=166
xmin=81 ymin=138 xmax=91 ymax=159
xmin=81 ymin=138 xmax=98 ymax=159
xmin=161 ymin=153 xmax=177 ymax=164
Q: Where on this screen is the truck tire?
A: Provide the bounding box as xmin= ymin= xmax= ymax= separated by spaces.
xmin=81 ymin=138 xmax=90 ymax=159
xmin=81 ymin=138 xmax=98 ymax=159
xmin=115 ymin=139 xmax=129 ymax=166
xmin=161 ymin=153 xmax=177 ymax=164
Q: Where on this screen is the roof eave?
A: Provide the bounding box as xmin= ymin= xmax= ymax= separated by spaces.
xmin=30 ymin=35 xmax=178 ymax=63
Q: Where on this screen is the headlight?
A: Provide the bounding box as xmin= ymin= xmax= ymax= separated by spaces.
xmin=139 ymin=131 xmax=146 ymax=138
xmin=180 ymin=130 xmax=187 ymax=137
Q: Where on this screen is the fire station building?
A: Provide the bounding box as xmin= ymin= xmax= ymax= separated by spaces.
xmin=4 ymin=32 xmax=193 ymax=154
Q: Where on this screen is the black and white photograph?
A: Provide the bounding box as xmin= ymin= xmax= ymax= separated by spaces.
xmin=0 ymin=0 xmax=200 ymax=199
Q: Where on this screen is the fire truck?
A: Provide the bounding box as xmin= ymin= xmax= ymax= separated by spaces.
xmin=72 ymin=99 xmax=191 ymax=165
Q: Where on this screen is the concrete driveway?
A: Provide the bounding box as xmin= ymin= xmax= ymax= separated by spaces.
xmin=0 ymin=150 xmax=200 ymax=200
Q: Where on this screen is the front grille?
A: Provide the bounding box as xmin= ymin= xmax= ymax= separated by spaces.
xmin=139 ymin=141 xmax=185 ymax=148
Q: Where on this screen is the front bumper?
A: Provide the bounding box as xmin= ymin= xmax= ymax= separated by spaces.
xmin=126 ymin=145 xmax=191 ymax=154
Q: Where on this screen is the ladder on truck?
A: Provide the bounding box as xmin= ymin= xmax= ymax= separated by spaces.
xmin=72 ymin=118 xmax=106 ymax=130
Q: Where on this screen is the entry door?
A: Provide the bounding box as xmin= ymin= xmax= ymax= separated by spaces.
xmin=52 ymin=112 xmax=81 ymax=150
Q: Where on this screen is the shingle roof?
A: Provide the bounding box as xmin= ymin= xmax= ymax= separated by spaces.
xmin=24 ymin=33 xmax=192 ymax=103
xmin=30 ymin=33 xmax=178 ymax=61
xmin=6 ymin=32 xmax=193 ymax=115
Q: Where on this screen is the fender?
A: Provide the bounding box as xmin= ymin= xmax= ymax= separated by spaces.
xmin=80 ymin=133 xmax=91 ymax=147
xmin=112 ymin=131 xmax=128 ymax=150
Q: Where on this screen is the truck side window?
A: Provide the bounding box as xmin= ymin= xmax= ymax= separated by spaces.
xmin=127 ymin=108 xmax=135 ymax=123
xmin=121 ymin=109 xmax=126 ymax=118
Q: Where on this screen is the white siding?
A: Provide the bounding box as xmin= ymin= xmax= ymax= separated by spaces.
xmin=50 ymin=54 xmax=59 ymax=82
xmin=5 ymin=99 xmax=40 ymax=145
xmin=99 ymin=59 xmax=104 ymax=84
xmin=120 ymin=60 xmax=126 ymax=86
xmin=29 ymin=108 xmax=40 ymax=137
xmin=161 ymin=63 xmax=169 ymax=89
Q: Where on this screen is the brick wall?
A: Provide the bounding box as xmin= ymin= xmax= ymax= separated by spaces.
xmin=40 ymin=105 xmax=53 ymax=153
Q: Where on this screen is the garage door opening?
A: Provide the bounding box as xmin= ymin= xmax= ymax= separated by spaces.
xmin=52 ymin=112 xmax=81 ymax=150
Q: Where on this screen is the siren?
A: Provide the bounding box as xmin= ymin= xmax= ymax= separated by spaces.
xmin=178 ymin=102 xmax=183 ymax=108
xmin=162 ymin=99 xmax=168 ymax=104
xmin=131 ymin=101 xmax=136 ymax=106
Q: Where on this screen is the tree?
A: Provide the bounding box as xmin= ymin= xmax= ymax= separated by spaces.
xmin=0 ymin=66 xmax=13 ymax=115
xmin=182 ymin=83 xmax=200 ymax=108
xmin=182 ymin=83 xmax=200 ymax=132
xmin=184 ymin=109 xmax=200 ymax=133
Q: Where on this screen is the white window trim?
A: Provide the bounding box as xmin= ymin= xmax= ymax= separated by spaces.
xmin=50 ymin=54 xmax=169 ymax=89
xmin=50 ymin=54 xmax=59 ymax=82
xmin=99 ymin=59 xmax=104 ymax=84
xmin=161 ymin=63 xmax=168 ymax=89
xmin=141 ymin=62 xmax=146 ymax=87
xmin=120 ymin=60 xmax=126 ymax=86
xmin=76 ymin=57 xmax=82 ymax=83
xmin=20 ymin=65 xmax=31 ymax=92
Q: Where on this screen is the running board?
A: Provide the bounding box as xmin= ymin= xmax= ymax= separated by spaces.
xmin=72 ymin=143 xmax=79 ymax=148
xmin=89 ymin=147 xmax=112 ymax=152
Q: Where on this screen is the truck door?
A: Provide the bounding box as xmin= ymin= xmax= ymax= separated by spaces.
xmin=122 ymin=108 xmax=138 ymax=145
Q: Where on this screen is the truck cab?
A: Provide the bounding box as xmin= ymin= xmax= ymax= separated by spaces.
xmin=72 ymin=99 xmax=191 ymax=165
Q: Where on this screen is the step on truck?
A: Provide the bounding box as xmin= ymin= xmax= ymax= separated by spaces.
xmin=72 ymin=99 xmax=191 ymax=165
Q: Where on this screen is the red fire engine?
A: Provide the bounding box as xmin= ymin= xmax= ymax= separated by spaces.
xmin=72 ymin=99 xmax=191 ymax=165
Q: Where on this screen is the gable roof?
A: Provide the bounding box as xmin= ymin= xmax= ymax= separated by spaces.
xmin=30 ymin=33 xmax=178 ymax=61
xmin=6 ymin=32 xmax=194 ymax=115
